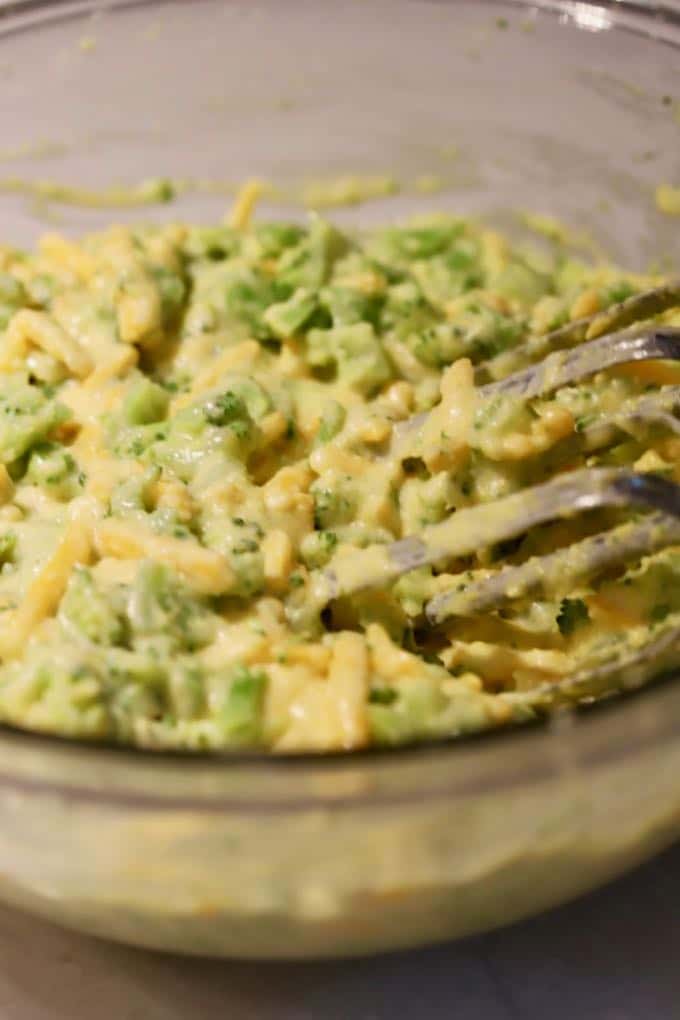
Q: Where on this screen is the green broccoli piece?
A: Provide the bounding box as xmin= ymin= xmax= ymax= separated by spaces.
xmin=277 ymin=215 xmax=348 ymax=290
xmin=110 ymin=467 xmax=160 ymax=519
xmin=410 ymin=324 xmax=467 ymax=369
xmin=224 ymin=268 xmax=291 ymax=340
xmin=0 ymin=273 xmax=25 ymax=306
xmin=311 ymin=482 xmax=356 ymax=529
xmin=0 ymin=531 xmax=16 ymax=564
xmin=473 ymin=392 xmax=531 ymax=436
xmin=26 ymin=443 xmax=80 ymax=499
xmin=252 ymin=221 xmax=305 ymax=258
xmin=122 ymin=378 xmax=170 ymax=425
xmin=108 ymin=407 xmax=170 ymax=460
xmin=188 ymin=384 xmax=265 ymax=464
xmin=203 ymin=390 xmax=249 ymax=427
xmin=321 ymin=285 xmax=383 ymax=328
xmin=370 ymin=222 xmax=466 ymax=263
xmin=453 ymin=305 xmax=525 ymax=362
xmin=300 ymin=530 xmax=338 ymax=569
xmin=150 ymin=265 xmax=187 ymax=324
xmin=200 ymin=515 xmax=265 ymax=599
xmin=263 ymin=287 xmax=318 ymax=338
xmin=60 ymin=567 xmax=125 ymax=646
xmin=368 ymin=679 xmax=448 ymax=745
xmin=306 ymin=322 xmax=391 ymax=395
xmin=368 ymin=672 xmax=503 ymax=745
xmin=379 ymin=280 xmax=438 ymax=339
xmin=126 ymin=562 xmax=216 ymax=652
xmin=556 ymin=598 xmax=590 ymax=636
xmin=412 ymin=246 xmax=484 ymax=306
xmin=138 ymin=177 xmax=176 ymax=203
xmin=0 ymin=273 xmax=26 ymax=328
xmin=184 ymin=225 xmax=241 ymax=260
xmin=195 ymin=379 xmax=272 ymax=437
xmin=220 ymin=664 xmax=268 ymax=744
xmin=490 ymin=259 xmax=552 ymax=307
xmin=650 ymin=603 xmax=670 ymax=624
xmin=368 ymin=686 xmax=398 ymax=706
xmin=602 ymin=280 xmax=636 ymax=306
xmin=0 ymin=378 xmax=70 ymax=466
xmin=315 ymin=400 xmax=346 ymax=444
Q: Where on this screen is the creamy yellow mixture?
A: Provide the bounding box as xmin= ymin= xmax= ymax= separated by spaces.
xmin=0 ymin=196 xmax=677 ymax=751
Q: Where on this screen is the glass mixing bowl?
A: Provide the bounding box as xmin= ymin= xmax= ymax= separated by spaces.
xmin=0 ymin=0 xmax=677 ymax=958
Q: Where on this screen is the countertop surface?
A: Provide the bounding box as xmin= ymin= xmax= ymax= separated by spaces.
xmin=0 ymin=841 xmax=678 ymax=1020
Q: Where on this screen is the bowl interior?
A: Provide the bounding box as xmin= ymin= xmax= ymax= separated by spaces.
xmin=0 ymin=0 xmax=675 ymax=789
xmin=0 ymin=0 xmax=676 ymax=269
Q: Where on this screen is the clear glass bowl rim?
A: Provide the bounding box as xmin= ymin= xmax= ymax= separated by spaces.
xmin=0 ymin=0 xmax=675 ymax=812
xmin=0 ymin=0 xmax=679 ymax=42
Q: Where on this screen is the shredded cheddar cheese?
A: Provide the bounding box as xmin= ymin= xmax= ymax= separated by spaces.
xmin=0 ymin=209 xmax=674 ymax=751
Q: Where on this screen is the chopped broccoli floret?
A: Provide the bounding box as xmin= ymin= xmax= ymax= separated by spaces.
xmin=300 ymin=529 xmax=338 ymax=568
xmin=0 ymin=377 xmax=70 ymax=466
xmin=556 ymin=598 xmax=590 ymax=636
xmin=306 ymin=322 xmax=391 ymax=395
xmin=315 ymin=400 xmax=346 ymax=444
xmin=203 ymin=390 xmax=249 ymax=427
xmin=263 ymin=287 xmax=318 ymax=338
xmin=0 ymin=531 xmax=16 ymax=564
xmin=26 ymin=443 xmax=80 ymax=499
xmin=123 ymin=378 xmax=170 ymax=425
xmin=126 ymin=562 xmax=216 ymax=652
xmin=220 ymin=665 xmax=268 ymax=744
xmin=60 ymin=567 xmax=125 ymax=646
xmin=277 ymin=215 xmax=348 ymax=290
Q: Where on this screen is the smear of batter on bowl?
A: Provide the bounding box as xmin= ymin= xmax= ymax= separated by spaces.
xmin=0 ymin=172 xmax=452 ymax=216
xmin=0 ymin=176 xmax=177 ymax=208
xmin=655 ymin=184 xmax=680 ymax=217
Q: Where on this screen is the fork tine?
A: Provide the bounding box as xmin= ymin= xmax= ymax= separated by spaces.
xmin=507 ymin=388 xmax=680 ymax=468
xmin=425 ymin=513 xmax=680 ymax=624
xmin=479 ymin=279 xmax=680 ymax=384
xmin=555 ymin=386 xmax=680 ymax=458
xmin=520 ymin=620 xmax=680 ymax=709
xmin=308 ymin=468 xmax=680 ymax=607
xmin=390 ymin=330 xmax=680 ymax=460
xmin=481 ymin=327 xmax=680 ymax=401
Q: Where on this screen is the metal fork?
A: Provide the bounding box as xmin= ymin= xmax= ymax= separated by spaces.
xmin=483 ymin=326 xmax=680 ymax=400
xmin=479 ymin=279 xmax=680 ymax=384
xmin=392 ymin=325 xmax=680 ymax=453
xmin=517 ymin=621 xmax=680 ymax=709
xmin=389 ymin=277 xmax=680 ymax=451
xmin=290 ymin=465 xmax=680 ymax=703
xmin=291 ymin=298 xmax=680 ymax=701
xmin=307 ymin=315 xmax=680 ymax=607
xmin=426 ymin=512 xmax=680 ymax=624
xmin=308 ymin=468 xmax=680 ymax=608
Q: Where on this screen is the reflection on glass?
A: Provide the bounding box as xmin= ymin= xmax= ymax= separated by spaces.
xmin=562 ymin=2 xmax=613 ymax=32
